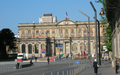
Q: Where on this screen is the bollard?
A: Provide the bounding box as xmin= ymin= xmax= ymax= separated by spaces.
xmin=67 ymin=70 xmax=68 ymax=75
xmin=74 ymin=69 xmax=76 ymax=75
xmin=57 ymin=72 xmax=59 ymax=75
xmin=51 ymin=72 xmax=53 ymax=75
xmin=69 ymin=70 xmax=71 ymax=75
xmin=62 ymin=71 xmax=64 ymax=75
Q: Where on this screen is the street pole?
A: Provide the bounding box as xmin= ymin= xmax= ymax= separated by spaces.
xmin=97 ymin=20 xmax=101 ymax=65
xmin=54 ymin=38 xmax=56 ymax=55
xmin=93 ymin=17 xmax=101 ymax=65
xmin=79 ymin=10 xmax=91 ymax=64
xmin=90 ymin=2 xmax=98 ymax=62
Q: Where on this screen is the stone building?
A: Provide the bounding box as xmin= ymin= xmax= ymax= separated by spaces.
xmin=106 ymin=0 xmax=120 ymax=59
xmin=17 ymin=14 xmax=106 ymax=58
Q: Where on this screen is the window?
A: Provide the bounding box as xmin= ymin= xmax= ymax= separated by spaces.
xmin=22 ymin=44 xmax=25 ymax=53
xmin=77 ymin=28 xmax=81 ymax=37
xmin=36 ymin=31 xmax=39 ymax=34
xmin=52 ymin=31 xmax=55 ymax=34
xmin=35 ymin=44 xmax=38 ymax=53
xmin=71 ymin=29 xmax=74 ymax=37
xmin=90 ymin=28 xmax=93 ymax=36
xmin=65 ymin=29 xmax=68 ymax=33
xmin=28 ymin=44 xmax=32 ymax=53
xmin=28 ymin=30 xmax=31 ymax=34
xmin=22 ymin=31 xmax=25 ymax=35
xmin=84 ymin=29 xmax=87 ymax=37
xmin=65 ymin=29 xmax=68 ymax=37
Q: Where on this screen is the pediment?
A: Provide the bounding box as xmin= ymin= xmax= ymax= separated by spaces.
xmin=57 ymin=19 xmax=76 ymax=25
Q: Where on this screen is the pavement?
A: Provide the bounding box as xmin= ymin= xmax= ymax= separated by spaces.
xmin=78 ymin=60 xmax=118 ymax=75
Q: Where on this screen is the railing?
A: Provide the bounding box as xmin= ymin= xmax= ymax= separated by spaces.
xmin=0 ymin=59 xmax=93 ymax=75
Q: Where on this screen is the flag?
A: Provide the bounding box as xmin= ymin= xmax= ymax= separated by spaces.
xmin=26 ymin=33 xmax=28 ymax=38
xmin=66 ymin=12 xmax=68 ymax=19
xmin=84 ymin=51 xmax=86 ymax=55
xmin=71 ymin=32 xmax=73 ymax=37
xmin=39 ymin=32 xmax=41 ymax=37
xmin=84 ymin=31 xmax=87 ymax=36
xmin=33 ymin=32 xmax=35 ymax=38
xmin=59 ymin=26 xmax=61 ymax=31
xmin=77 ymin=33 xmax=80 ymax=36
xmin=91 ymin=30 xmax=93 ymax=36
xmin=46 ymin=31 xmax=47 ymax=37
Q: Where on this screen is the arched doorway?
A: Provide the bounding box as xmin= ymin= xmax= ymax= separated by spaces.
xmin=22 ymin=44 xmax=25 ymax=53
xmin=28 ymin=44 xmax=32 ymax=54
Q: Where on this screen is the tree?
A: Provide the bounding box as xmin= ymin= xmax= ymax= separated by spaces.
xmin=0 ymin=28 xmax=16 ymax=55
xmin=95 ymin=0 xmax=112 ymax=52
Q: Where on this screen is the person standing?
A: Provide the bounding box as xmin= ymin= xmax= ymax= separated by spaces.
xmin=115 ymin=57 xmax=119 ymax=74
xmin=93 ymin=59 xmax=99 ymax=75
xmin=47 ymin=57 xmax=49 ymax=65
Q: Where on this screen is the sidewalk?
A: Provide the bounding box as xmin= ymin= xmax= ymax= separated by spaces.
xmin=78 ymin=61 xmax=117 ymax=75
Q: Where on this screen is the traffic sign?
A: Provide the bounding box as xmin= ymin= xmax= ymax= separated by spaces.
xmin=75 ymin=60 xmax=79 ymax=64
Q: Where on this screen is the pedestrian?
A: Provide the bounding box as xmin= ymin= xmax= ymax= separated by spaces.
xmin=93 ymin=59 xmax=99 ymax=75
xmin=58 ymin=55 xmax=59 ymax=61
xmin=47 ymin=57 xmax=49 ymax=65
xmin=30 ymin=60 xmax=34 ymax=66
xmin=115 ymin=57 xmax=119 ymax=74
xmin=35 ymin=57 xmax=37 ymax=62
xmin=59 ymin=54 xmax=61 ymax=61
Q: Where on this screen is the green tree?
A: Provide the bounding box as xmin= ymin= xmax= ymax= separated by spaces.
xmin=0 ymin=28 xmax=16 ymax=55
xmin=95 ymin=0 xmax=112 ymax=52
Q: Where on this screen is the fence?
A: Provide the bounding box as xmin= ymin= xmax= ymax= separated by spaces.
xmin=0 ymin=59 xmax=93 ymax=74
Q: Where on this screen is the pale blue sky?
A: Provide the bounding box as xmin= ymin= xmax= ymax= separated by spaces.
xmin=0 ymin=0 xmax=103 ymax=35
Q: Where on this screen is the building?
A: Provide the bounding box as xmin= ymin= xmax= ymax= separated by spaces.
xmin=106 ymin=0 xmax=120 ymax=60
xmin=17 ymin=14 xmax=106 ymax=58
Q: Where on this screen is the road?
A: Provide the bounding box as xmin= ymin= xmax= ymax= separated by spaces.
xmin=0 ymin=57 xmax=92 ymax=75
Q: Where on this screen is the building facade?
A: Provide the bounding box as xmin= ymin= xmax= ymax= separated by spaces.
xmin=17 ymin=15 xmax=106 ymax=58
xmin=106 ymin=0 xmax=120 ymax=60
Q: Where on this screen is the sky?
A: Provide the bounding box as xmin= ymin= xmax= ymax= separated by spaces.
xmin=0 ymin=0 xmax=103 ymax=35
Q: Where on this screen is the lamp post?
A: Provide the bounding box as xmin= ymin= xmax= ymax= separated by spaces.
xmin=54 ymin=37 xmax=56 ymax=55
xmin=90 ymin=2 xmax=98 ymax=62
xmin=79 ymin=10 xmax=91 ymax=64
xmin=94 ymin=18 xmax=101 ymax=65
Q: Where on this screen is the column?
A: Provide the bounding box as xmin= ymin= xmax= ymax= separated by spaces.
xmin=19 ymin=44 xmax=22 ymax=53
xmin=26 ymin=44 xmax=28 ymax=53
xmin=39 ymin=43 xmax=41 ymax=57
xmin=78 ymin=43 xmax=80 ymax=54
xmin=69 ymin=42 xmax=70 ymax=55
xmin=52 ymin=43 xmax=54 ymax=56
xmin=63 ymin=42 xmax=65 ymax=54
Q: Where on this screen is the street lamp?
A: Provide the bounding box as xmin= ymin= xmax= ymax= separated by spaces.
xmin=90 ymin=2 xmax=98 ymax=62
xmin=79 ymin=10 xmax=91 ymax=64
xmin=94 ymin=17 xmax=101 ymax=65
xmin=54 ymin=38 xmax=56 ymax=55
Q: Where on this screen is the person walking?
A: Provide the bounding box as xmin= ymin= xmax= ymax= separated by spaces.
xmin=93 ymin=59 xmax=99 ymax=75
xmin=115 ymin=57 xmax=119 ymax=74
xmin=30 ymin=60 xmax=34 ymax=66
xmin=47 ymin=57 xmax=50 ymax=65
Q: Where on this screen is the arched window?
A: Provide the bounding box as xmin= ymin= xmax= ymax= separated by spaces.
xmin=65 ymin=29 xmax=68 ymax=37
xmin=28 ymin=44 xmax=32 ymax=53
xmin=77 ymin=28 xmax=82 ymax=37
xmin=84 ymin=28 xmax=87 ymax=37
xmin=90 ymin=28 xmax=93 ymax=36
xmin=71 ymin=29 xmax=74 ymax=37
xmin=28 ymin=30 xmax=31 ymax=34
xmin=35 ymin=44 xmax=39 ymax=53
xmin=22 ymin=44 xmax=25 ymax=53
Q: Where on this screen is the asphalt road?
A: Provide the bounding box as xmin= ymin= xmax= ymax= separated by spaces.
xmin=0 ymin=57 xmax=93 ymax=75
